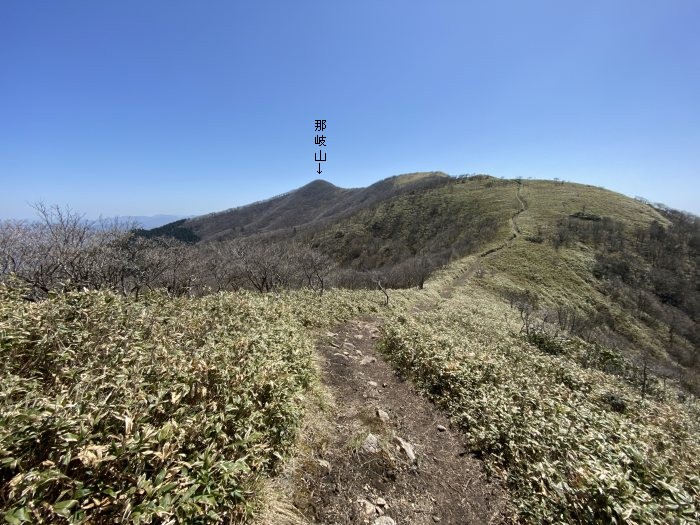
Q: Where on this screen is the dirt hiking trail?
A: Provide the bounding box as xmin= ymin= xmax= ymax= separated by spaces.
xmin=266 ymin=185 xmax=528 ymax=523
xmin=279 ymin=317 xmax=505 ymax=525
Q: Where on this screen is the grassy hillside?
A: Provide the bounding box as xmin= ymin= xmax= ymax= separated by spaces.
xmin=516 ymin=180 xmax=668 ymax=236
xmin=474 ymin=180 xmax=698 ymax=392
xmin=302 ymin=176 xmax=517 ymax=269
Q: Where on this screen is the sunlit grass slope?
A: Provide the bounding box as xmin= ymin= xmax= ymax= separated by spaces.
xmin=479 ymin=180 xmax=689 ymax=371
xmin=516 ymin=180 xmax=669 ymax=237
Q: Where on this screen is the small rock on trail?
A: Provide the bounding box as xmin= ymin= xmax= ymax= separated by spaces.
xmin=376 ymin=408 xmax=390 ymax=423
xmin=394 ymin=436 xmax=417 ymax=464
xmin=361 ymin=433 xmax=381 ymax=454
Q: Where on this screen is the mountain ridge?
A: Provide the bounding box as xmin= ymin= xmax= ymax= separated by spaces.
xmin=161 ymin=171 xmax=451 ymax=241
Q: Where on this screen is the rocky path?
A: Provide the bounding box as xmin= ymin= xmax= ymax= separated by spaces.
xmin=289 ymin=317 xmax=504 ymax=525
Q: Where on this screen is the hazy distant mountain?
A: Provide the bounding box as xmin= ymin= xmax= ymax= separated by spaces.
xmin=106 ymin=214 xmax=190 ymax=229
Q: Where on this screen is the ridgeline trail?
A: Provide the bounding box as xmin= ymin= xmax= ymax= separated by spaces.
xmin=261 ymin=184 xmax=533 ymax=524
xmin=440 ymin=182 xmax=527 ymax=299
xmin=511 ymin=183 xmax=526 ymax=235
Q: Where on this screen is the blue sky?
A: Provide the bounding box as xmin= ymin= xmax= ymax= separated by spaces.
xmin=1 ymin=0 xmax=699 ymax=219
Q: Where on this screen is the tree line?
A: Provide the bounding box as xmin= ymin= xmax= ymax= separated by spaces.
xmin=0 ymin=204 xmax=440 ymax=299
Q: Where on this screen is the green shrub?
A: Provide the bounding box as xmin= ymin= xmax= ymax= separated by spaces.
xmin=0 ymin=285 xmax=362 ymax=522
xmin=526 ymin=328 xmax=568 ymax=356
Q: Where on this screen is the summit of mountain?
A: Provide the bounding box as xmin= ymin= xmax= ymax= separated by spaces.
xmin=155 ymin=171 xmax=451 ymax=241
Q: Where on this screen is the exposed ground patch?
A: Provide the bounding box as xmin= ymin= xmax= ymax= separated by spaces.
xmin=278 ymin=317 xmax=505 ymax=525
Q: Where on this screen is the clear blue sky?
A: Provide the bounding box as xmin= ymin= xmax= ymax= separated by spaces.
xmin=1 ymin=0 xmax=699 ymax=219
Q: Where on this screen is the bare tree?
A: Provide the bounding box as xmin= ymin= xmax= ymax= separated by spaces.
xmin=370 ymin=270 xmax=389 ymax=306
xmin=293 ymin=245 xmax=335 ymax=295
xmin=199 ymin=241 xmax=243 ymax=292
xmin=0 ymin=205 xmax=199 ymax=298
xmin=0 ymin=220 xmax=30 ymax=279
xmin=231 ymin=239 xmax=293 ymax=293
xmin=0 ymin=204 xmax=99 ymax=293
xmin=505 ymin=289 xmax=539 ymax=336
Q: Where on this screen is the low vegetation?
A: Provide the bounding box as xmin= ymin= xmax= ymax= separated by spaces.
xmin=301 ymin=175 xmax=513 ymax=274
xmin=481 ymin=180 xmax=699 ymax=394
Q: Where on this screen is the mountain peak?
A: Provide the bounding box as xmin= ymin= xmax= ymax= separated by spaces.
xmin=299 ymin=179 xmax=339 ymax=192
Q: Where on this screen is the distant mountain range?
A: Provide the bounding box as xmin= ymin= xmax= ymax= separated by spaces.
xmin=104 ymin=214 xmax=190 ymax=229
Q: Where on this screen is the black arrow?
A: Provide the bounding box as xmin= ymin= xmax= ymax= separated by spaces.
xmin=317 ymin=162 xmax=322 ymax=174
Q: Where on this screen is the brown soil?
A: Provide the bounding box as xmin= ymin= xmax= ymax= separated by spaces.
xmin=289 ymin=317 xmax=505 ymax=525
